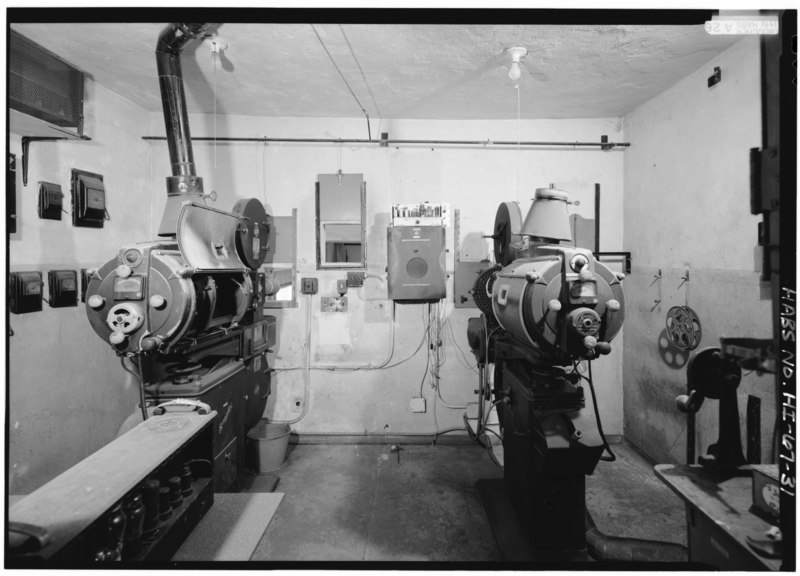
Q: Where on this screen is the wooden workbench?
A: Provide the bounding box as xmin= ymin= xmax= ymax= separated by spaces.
xmin=654 ymin=464 xmax=781 ymax=571
xmin=9 ymin=412 xmax=216 ymax=564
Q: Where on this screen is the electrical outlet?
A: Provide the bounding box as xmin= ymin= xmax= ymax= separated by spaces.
xmin=290 ymin=396 xmax=303 ymax=414
xmin=300 ymin=277 xmax=318 ymax=295
xmin=321 ymin=296 xmax=347 ymax=312
xmin=409 ymin=397 xmax=426 ymax=413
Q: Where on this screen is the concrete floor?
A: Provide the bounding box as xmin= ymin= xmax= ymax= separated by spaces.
xmin=248 ymin=439 xmax=686 ymax=563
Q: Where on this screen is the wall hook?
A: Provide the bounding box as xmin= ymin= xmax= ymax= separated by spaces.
xmin=678 ymin=270 xmax=690 ymax=289
xmin=650 ymin=268 xmax=662 ymax=287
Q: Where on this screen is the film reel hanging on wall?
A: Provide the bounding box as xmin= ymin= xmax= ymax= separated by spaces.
xmin=665 ymin=305 xmax=702 ymax=351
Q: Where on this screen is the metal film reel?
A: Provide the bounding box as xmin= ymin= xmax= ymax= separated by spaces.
xmin=665 ymin=306 xmax=702 ymax=351
xmin=492 ymin=202 xmax=523 ymax=266
xmin=472 ymin=265 xmax=501 ymax=324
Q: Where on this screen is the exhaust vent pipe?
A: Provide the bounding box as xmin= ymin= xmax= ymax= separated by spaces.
xmin=156 ymin=22 xmax=211 ymax=237
xmin=585 ymin=510 xmax=688 ymax=563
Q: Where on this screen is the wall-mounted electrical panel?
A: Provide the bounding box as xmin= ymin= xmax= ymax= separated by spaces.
xmin=9 ymin=271 xmax=43 ymax=314
xmin=71 ymin=169 xmax=106 ymax=228
xmin=391 ymin=203 xmax=450 ymax=227
xmin=347 ymin=271 xmax=365 ymax=287
xmin=387 ymin=226 xmax=446 ymax=302
xmin=48 ymin=269 xmax=78 ymax=308
xmin=38 ymin=181 xmax=64 ymax=220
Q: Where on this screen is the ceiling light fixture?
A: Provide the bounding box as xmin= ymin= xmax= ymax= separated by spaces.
xmin=506 ymin=47 xmax=527 ymax=82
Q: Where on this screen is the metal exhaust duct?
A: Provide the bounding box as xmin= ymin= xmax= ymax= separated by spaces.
xmin=156 ymin=22 xmax=211 ymax=237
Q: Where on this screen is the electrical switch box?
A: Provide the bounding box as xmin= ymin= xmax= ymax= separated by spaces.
xmin=48 ymin=270 xmax=78 ymax=308
xmin=9 ymin=271 xmax=43 ymax=314
xmin=80 ymin=268 xmax=90 ymax=303
xmin=71 ymin=169 xmax=106 ymax=228
xmin=337 ymin=279 xmax=348 ymax=294
xmin=300 ymin=277 xmax=318 ymax=295
xmin=38 ymin=181 xmax=64 ymax=220
xmin=409 ymin=397 xmax=427 ymax=413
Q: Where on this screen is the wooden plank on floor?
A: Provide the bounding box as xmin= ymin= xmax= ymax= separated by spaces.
xmin=172 ymin=492 xmax=283 ymax=561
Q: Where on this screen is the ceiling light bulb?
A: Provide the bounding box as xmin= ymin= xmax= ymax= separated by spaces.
xmin=505 ymin=46 xmax=528 ymax=83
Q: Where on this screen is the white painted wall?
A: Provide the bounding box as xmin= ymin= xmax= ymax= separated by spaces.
xmin=8 ymin=81 xmax=152 ymax=494
xmin=7 ymin=81 xmax=628 ymax=495
xmin=147 ymin=113 xmax=627 ymax=437
xmin=622 ymin=38 xmax=773 ymax=464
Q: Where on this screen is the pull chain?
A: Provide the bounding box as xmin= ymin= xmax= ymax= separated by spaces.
xmin=213 ymin=50 xmax=218 ymax=168
xmin=516 ymin=82 xmax=521 ymax=204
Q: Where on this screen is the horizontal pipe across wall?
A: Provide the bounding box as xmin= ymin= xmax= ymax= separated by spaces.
xmin=286 ymin=433 xmax=626 ymax=445
xmin=142 ymin=136 xmax=630 ymax=149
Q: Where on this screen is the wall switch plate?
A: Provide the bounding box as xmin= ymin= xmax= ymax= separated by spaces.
xmin=321 ymin=296 xmax=347 ymax=312
xmin=337 ymin=279 xmax=348 ymax=294
xmin=300 ymin=277 xmax=318 ymax=295
xmin=409 ymin=397 xmax=426 ymax=413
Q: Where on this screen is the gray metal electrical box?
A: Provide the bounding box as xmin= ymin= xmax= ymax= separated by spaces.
xmin=387 ymin=226 xmax=446 ymax=301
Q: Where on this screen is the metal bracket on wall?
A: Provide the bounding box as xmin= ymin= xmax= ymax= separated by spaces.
xmin=21 ymin=135 xmax=91 ymax=186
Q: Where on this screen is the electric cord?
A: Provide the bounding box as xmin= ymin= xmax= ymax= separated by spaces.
xmin=587 ymin=360 xmax=616 ymax=462
xmin=418 ymin=348 xmax=431 ymax=397
xmin=431 ymin=427 xmax=464 ymax=447
xmin=312 ymin=301 xmax=398 ymax=371
xmin=444 ymin=317 xmax=479 ymax=374
xmin=275 ymin=300 xmax=433 ymax=374
xmin=121 ymin=355 xmax=148 ymax=421
xmin=270 ymin=293 xmax=313 ymax=425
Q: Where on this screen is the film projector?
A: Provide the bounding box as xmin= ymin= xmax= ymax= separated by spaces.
xmin=467 ymin=187 xmax=625 ymax=554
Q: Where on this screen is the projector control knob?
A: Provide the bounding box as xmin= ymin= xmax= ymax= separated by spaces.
xmin=583 ymin=335 xmax=598 ymax=350
xmin=548 ymin=299 xmax=562 ymax=312
xmin=141 ymin=336 xmax=163 ymax=352
xmin=579 ymin=268 xmax=594 ymax=281
xmin=149 ymin=295 xmax=166 ymax=310
xmin=87 ymin=295 xmax=106 ymax=310
xmin=595 ymin=341 xmax=612 ymax=355
xmin=115 ymin=265 xmax=132 ymax=278
xmin=606 ymin=299 xmax=620 ymax=312
xmin=109 ymin=331 xmax=126 ymax=345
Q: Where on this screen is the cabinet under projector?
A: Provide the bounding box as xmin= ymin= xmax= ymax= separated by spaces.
xmin=387 ymin=226 xmax=446 ymax=301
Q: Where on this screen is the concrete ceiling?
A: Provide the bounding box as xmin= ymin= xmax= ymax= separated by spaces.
xmin=11 ymin=22 xmax=742 ymax=120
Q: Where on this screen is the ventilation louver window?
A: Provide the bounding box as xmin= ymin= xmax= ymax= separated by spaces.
xmin=9 ymin=29 xmax=84 ymax=133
